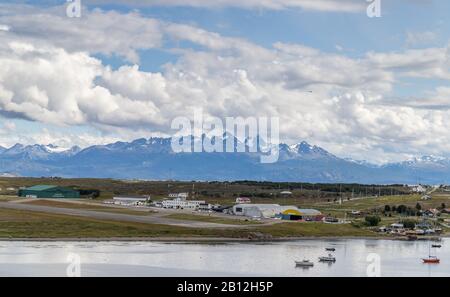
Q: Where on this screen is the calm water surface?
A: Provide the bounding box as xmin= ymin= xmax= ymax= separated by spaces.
xmin=0 ymin=239 xmax=448 ymax=277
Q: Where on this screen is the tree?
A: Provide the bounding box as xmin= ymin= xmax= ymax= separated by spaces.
xmin=365 ymin=216 xmax=381 ymax=227
xmin=441 ymin=203 xmax=446 ymax=210
xmin=397 ymin=205 xmax=407 ymax=214
xmin=384 ymin=205 xmax=391 ymax=212
xmin=415 ymin=203 xmax=422 ymax=211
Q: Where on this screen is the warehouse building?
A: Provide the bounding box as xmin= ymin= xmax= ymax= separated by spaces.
xmin=279 ymin=209 xmax=323 ymax=221
xmin=18 ymin=185 xmax=80 ymax=199
xmin=232 ymin=204 xmax=281 ymax=218
xmin=232 ymin=204 xmax=322 ymax=220
xmin=111 ymin=195 xmax=151 ymax=206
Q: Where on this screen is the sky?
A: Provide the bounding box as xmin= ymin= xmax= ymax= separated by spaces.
xmin=0 ymin=0 xmax=450 ymax=163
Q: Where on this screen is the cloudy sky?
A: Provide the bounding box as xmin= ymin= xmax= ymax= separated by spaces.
xmin=0 ymin=0 xmax=450 ymax=163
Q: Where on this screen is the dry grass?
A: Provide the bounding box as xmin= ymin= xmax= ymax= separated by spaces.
xmin=22 ymin=200 xmax=154 ymax=216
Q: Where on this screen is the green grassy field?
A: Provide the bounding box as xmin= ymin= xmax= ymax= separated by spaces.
xmin=165 ymin=213 xmax=262 ymax=225
xmin=302 ymin=194 xmax=450 ymax=217
xmin=22 ymin=200 xmax=155 ymax=216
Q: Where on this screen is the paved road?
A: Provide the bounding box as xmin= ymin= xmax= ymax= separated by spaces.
xmin=0 ymin=202 xmax=244 ymax=229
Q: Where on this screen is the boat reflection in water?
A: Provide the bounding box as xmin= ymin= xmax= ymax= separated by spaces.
xmin=295 ymin=259 xmax=314 ymax=268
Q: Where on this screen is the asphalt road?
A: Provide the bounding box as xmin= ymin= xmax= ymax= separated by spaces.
xmin=0 ymin=202 xmax=243 ymax=229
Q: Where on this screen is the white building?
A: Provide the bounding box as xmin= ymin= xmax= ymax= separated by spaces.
xmin=112 ymin=196 xmax=151 ymax=206
xmin=421 ymin=195 xmax=432 ymax=200
xmin=162 ymin=198 xmax=206 ymax=210
xmin=168 ymin=192 xmax=189 ymax=199
xmin=198 ymin=203 xmax=213 ymax=211
xmin=411 ymin=185 xmax=426 ymax=193
xmin=235 ymin=197 xmax=251 ymax=204
xmin=390 ymin=223 xmax=404 ymax=229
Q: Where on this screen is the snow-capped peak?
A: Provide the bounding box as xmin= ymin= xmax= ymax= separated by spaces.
xmin=413 ymin=155 xmax=447 ymax=163
xmin=44 ymin=144 xmax=70 ymax=153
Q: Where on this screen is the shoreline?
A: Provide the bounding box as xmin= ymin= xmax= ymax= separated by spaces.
xmin=0 ymin=235 xmax=448 ymax=243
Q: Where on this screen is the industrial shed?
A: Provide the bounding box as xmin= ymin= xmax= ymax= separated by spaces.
xmin=233 ymin=204 xmax=281 ymax=218
xmin=232 ymin=204 xmax=322 ymax=220
xmin=18 ymin=185 xmax=80 ymax=199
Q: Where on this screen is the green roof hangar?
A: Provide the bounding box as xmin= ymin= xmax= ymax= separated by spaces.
xmin=18 ymin=185 xmax=80 ymax=199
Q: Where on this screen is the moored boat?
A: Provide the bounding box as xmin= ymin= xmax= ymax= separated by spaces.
xmin=423 ymin=242 xmax=440 ymax=264
xmin=319 ymin=254 xmax=336 ymax=262
xmin=422 ymin=256 xmax=440 ymax=264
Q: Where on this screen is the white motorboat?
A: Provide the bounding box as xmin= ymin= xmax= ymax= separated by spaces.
xmin=319 ymin=254 xmax=336 ymax=262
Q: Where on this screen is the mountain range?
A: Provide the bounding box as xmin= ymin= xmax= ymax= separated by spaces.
xmin=0 ymin=137 xmax=449 ymax=184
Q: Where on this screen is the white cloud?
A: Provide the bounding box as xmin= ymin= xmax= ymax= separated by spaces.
xmin=0 ymin=24 xmax=10 ymax=32
xmin=0 ymin=42 xmax=166 ymax=129
xmin=1 ymin=6 xmax=450 ymax=162
xmin=87 ymin=0 xmax=365 ymax=12
xmin=0 ymin=7 xmax=162 ymax=63
xmin=366 ymin=47 xmax=450 ymax=80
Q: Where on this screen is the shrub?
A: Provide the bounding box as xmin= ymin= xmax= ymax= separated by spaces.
xmin=401 ymin=220 xmax=416 ymax=229
xmin=365 ymin=216 xmax=381 ymax=227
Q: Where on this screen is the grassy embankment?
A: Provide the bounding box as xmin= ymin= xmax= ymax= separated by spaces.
xmin=0 ymin=208 xmax=374 ymax=239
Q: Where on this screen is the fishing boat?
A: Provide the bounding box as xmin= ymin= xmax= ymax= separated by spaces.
xmin=319 ymin=254 xmax=336 ymax=262
xmin=325 ymin=248 xmax=336 ymax=252
xmin=295 ymin=260 xmax=314 ymax=267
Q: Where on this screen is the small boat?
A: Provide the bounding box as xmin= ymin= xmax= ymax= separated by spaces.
xmin=422 ymin=256 xmax=440 ymax=264
xmin=295 ymin=260 xmax=314 ymax=267
xmin=423 ymin=242 xmax=440 ymax=264
xmin=325 ymin=248 xmax=336 ymax=252
xmin=319 ymin=254 xmax=336 ymax=262
xmin=432 ymin=244 xmax=442 ymax=248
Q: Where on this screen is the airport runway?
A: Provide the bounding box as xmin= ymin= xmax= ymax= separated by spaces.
xmin=0 ymin=202 xmax=243 ymax=229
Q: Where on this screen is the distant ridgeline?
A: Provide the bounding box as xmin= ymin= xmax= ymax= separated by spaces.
xmin=0 ymin=137 xmax=449 ymax=184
